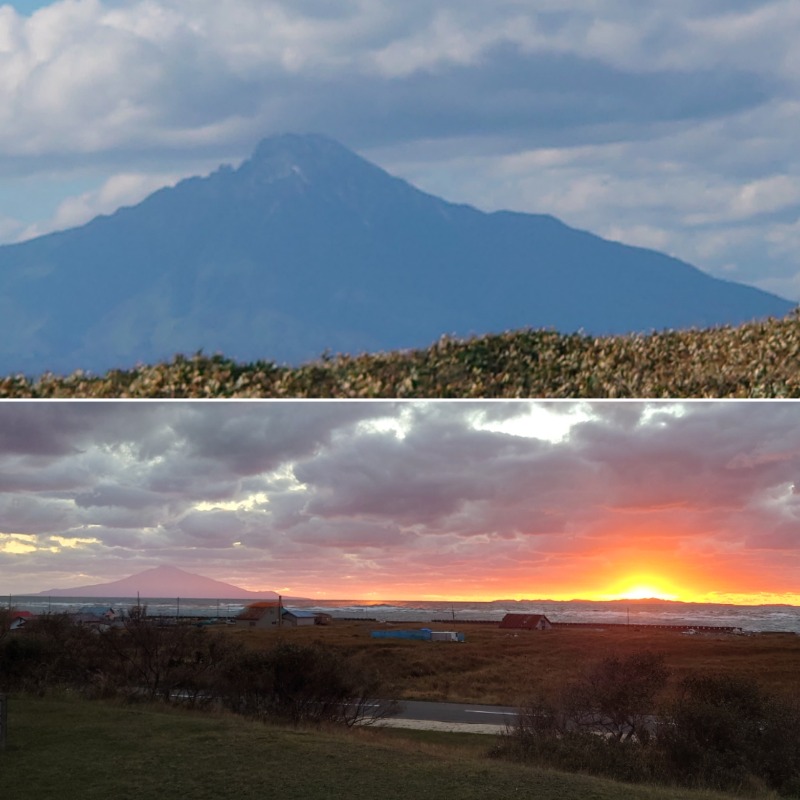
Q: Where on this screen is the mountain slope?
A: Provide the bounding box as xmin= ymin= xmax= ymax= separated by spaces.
xmin=0 ymin=133 xmax=792 ymax=376
xmin=36 ymin=565 xmax=280 ymax=599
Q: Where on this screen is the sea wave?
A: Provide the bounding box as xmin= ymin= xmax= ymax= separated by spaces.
xmin=7 ymin=596 xmax=799 ymax=633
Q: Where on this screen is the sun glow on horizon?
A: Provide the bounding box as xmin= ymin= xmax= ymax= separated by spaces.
xmin=604 ymin=585 xmax=679 ymax=601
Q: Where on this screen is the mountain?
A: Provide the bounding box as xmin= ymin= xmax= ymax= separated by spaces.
xmin=0 ymin=133 xmax=793 ymax=375
xmin=36 ymin=566 xmax=280 ymax=599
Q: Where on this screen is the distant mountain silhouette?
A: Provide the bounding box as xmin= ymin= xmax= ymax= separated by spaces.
xmin=0 ymin=133 xmax=793 ymax=375
xmin=36 ymin=565 xmax=280 ymax=599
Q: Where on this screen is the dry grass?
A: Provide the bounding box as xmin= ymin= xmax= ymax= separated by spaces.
xmin=4 ymin=311 xmax=800 ymax=397
xmin=224 ymin=622 xmax=800 ymax=706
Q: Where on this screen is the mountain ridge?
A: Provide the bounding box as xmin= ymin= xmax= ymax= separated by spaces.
xmin=35 ymin=565 xmax=282 ymax=599
xmin=0 ymin=132 xmax=792 ymax=376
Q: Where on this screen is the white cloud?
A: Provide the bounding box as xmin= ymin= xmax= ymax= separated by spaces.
xmin=46 ymin=171 xmax=181 ymax=233
xmin=730 ymin=175 xmax=800 ymax=219
xmin=602 ymin=224 xmax=672 ymax=253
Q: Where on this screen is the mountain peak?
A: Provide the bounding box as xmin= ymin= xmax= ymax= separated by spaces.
xmin=239 ymin=132 xmax=390 ymax=193
xmin=36 ymin=565 xmax=280 ymax=599
xmin=250 ymin=132 xmax=350 ymax=163
xmin=0 ymin=132 xmax=793 ymax=376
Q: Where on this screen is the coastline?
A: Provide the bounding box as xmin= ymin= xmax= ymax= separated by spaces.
xmin=6 ymin=595 xmax=800 ymax=634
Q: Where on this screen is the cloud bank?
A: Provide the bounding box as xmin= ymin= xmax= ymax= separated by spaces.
xmin=1 ymin=400 xmax=798 ymax=603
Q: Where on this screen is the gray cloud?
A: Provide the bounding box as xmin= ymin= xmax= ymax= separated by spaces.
xmin=74 ymin=483 xmax=168 ymax=510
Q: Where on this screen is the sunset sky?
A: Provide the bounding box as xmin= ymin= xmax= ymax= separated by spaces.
xmin=3 ymin=1 xmax=800 ymax=300
xmin=1 ymin=400 xmax=798 ymax=605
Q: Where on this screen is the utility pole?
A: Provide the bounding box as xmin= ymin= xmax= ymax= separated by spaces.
xmin=0 ymin=693 xmax=7 ymax=750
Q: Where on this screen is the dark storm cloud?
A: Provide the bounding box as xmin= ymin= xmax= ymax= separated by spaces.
xmin=74 ymin=483 xmax=168 ymax=510
xmin=296 ymin=407 xmax=550 ymax=525
xmin=175 ymin=510 xmax=249 ymax=548
xmin=319 ymin=50 xmax=771 ymax=152
xmin=170 ymin=402 xmax=393 ymax=477
xmin=0 ymin=492 xmax=72 ymax=534
xmin=0 ymin=403 xmax=109 ymax=456
xmin=570 ymin=403 xmax=800 ymax=517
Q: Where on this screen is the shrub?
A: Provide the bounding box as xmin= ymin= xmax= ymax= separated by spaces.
xmin=660 ymin=674 xmax=800 ymax=795
xmin=0 ymin=614 xmax=100 ymax=693
xmin=494 ymin=653 xmax=800 ymax=796
xmin=217 ymin=640 xmax=395 ymax=726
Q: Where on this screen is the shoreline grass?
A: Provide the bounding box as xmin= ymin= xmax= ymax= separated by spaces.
xmin=3 ymin=312 xmax=800 ymax=397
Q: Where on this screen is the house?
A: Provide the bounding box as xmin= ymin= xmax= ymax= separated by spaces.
xmin=70 ymin=612 xmax=103 ymax=626
xmin=314 ymin=612 xmax=333 ymax=626
xmin=68 ymin=612 xmax=115 ymax=632
xmin=430 ymin=631 xmax=463 ymax=642
xmin=234 ymin=601 xmax=283 ymax=628
xmin=79 ymin=606 xmax=118 ymax=623
xmin=9 ymin=611 xmax=33 ymax=630
xmin=499 ymin=613 xmax=552 ymax=630
xmin=281 ymin=609 xmax=316 ymax=627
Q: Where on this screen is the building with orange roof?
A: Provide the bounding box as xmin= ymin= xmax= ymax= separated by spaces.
xmin=234 ymin=600 xmax=283 ymax=628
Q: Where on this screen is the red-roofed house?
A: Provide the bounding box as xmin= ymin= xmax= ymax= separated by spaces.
xmin=234 ymin=600 xmax=282 ymax=628
xmin=499 ymin=613 xmax=552 ymax=630
xmin=8 ymin=610 xmax=33 ymax=630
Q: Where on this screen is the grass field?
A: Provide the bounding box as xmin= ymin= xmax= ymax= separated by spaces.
xmin=0 ymin=694 xmax=752 ymax=800
xmin=226 ymin=622 xmax=800 ymax=706
xmin=3 ymin=311 xmax=800 ymax=397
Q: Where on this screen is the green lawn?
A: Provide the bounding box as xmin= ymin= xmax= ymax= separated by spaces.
xmin=0 ymin=694 xmax=750 ymax=800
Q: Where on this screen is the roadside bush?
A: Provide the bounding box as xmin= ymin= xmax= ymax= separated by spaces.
xmin=660 ymin=674 xmax=800 ymax=796
xmin=492 ymin=652 xmax=668 ymax=784
xmin=494 ymin=652 xmax=800 ymax=796
xmin=99 ymin=608 xmax=219 ymax=703
xmin=561 ymin=650 xmax=668 ymax=743
xmin=0 ymin=614 xmax=100 ymax=693
xmin=214 ymin=646 xmax=274 ymax=718
xmin=217 ymin=640 xmax=395 ymax=726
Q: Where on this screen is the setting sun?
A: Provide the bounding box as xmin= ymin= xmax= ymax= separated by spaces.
xmin=614 ymin=585 xmax=678 ymax=601
xmin=596 ymin=573 xmax=685 ymax=602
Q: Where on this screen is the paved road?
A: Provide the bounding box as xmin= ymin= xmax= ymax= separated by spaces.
xmin=380 ymin=701 xmax=660 ymax=738
xmin=377 ymin=700 xmax=519 ymax=733
xmin=394 ymin=700 xmax=519 ymax=725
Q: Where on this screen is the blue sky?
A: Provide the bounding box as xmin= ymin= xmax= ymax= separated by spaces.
xmin=2 ymin=1 xmax=800 ymax=300
xmin=4 ymin=1 xmax=50 ymax=12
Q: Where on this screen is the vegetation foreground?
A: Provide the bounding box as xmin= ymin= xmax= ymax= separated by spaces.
xmin=2 ymin=614 xmax=799 ymax=797
xmin=0 ymin=694 xmax=756 ymax=800
xmin=4 ymin=312 xmax=800 ymax=397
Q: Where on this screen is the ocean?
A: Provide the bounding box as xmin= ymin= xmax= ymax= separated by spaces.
xmin=7 ymin=596 xmax=800 ymax=633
